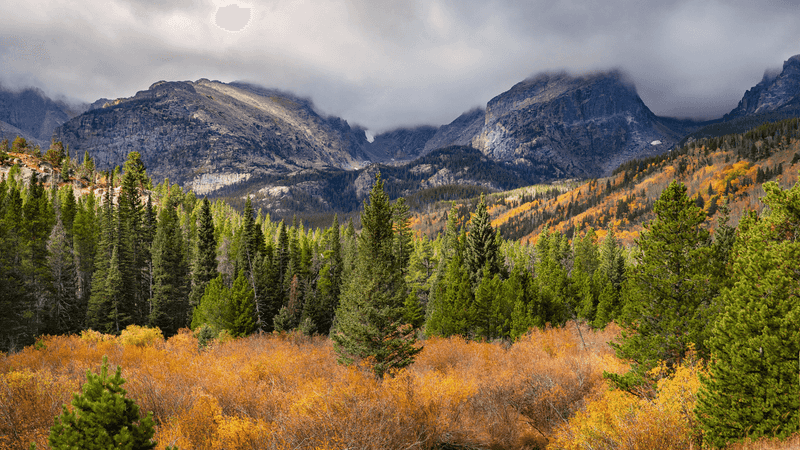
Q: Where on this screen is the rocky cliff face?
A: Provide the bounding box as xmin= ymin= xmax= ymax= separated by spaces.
xmin=724 ymin=54 xmax=800 ymax=119
xmin=54 ymin=79 xmax=372 ymax=192
xmin=0 ymin=86 xmax=79 ymax=144
xmin=372 ymin=71 xmax=697 ymax=179
xmin=473 ymin=71 xmax=694 ymax=177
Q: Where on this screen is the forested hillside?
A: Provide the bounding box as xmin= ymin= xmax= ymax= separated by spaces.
xmin=411 ymin=117 xmax=800 ymax=245
xmin=0 ymin=118 xmax=799 ymax=449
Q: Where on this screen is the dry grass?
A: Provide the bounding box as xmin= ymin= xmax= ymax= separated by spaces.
xmin=725 ymin=435 xmax=800 ymax=450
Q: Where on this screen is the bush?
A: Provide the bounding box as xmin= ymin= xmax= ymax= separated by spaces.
xmin=47 ymin=357 xmax=157 ymax=450
xmin=118 ymin=325 xmax=164 ymax=347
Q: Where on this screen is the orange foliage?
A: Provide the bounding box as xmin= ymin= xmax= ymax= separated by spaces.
xmin=0 ymin=324 xmax=626 ymax=450
xmin=551 ymin=352 xmax=706 ymax=450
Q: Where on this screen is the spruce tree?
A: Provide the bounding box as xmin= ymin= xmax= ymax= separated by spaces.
xmin=228 ymin=270 xmax=256 ymax=337
xmin=465 ymin=194 xmax=500 ymax=286
xmin=116 ymin=152 xmax=150 ymax=325
xmin=149 ymin=194 xmax=189 ymax=336
xmin=0 ymin=181 xmax=27 ymax=350
xmin=190 ymin=198 xmax=218 ymax=317
xmin=425 ymin=236 xmax=472 ymax=337
xmin=593 ymin=227 xmax=627 ymax=328
xmin=614 ymin=181 xmax=716 ymax=381
xmin=48 ymin=357 xmax=156 ymax=450
xmin=46 ymin=214 xmax=80 ymax=334
xmin=191 ymin=274 xmax=229 ymax=332
xmin=86 ymin=183 xmax=115 ymax=333
xmin=332 ymin=173 xmax=421 ymax=379
xmin=696 ymin=180 xmax=800 ymax=447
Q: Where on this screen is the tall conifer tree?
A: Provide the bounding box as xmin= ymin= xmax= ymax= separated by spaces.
xmin=190 ymin=197 xmax=218 ymax=316
xmin=614 ymin=181 xmax=716 ymax=383
xmin=465 ymin=194 xmax=500 ymax=285
xmin=696 ymin=180 xmax=800 ymax=446
xmin=149 ymin=193 xmax=189 ymax=336
xmin=332 ymin=173 xmax=421 ymax=379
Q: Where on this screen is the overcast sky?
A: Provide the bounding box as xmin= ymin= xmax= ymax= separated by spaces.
xmin=1 ymin=0 xmax=799 ymax=133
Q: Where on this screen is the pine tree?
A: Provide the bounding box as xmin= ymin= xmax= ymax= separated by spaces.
xmin=0 ymin=181 xmax=28 ymax=350
xmin=73 ymin=194 xmax=98 ymax=308
xmin=228 ymin=270 xmax=256 ymax=337
xmin=46 ymin=214 xmax=80 ymax=334
xmin=116 ymin=152 xmax=150 ymax=325
xmin=465 ymin=194 xmax=500 ymax=285
xmin=22 ymin=172 xmax=55 ymax=339
xmin=149 ymin=194 xmax=189 ymax=336
xmin=471 ymin=267 xmax=503 ymax=339
xmin=86 ymin=184 xmax=115 ymax=333
xmin=593 ymin=227 xmax=627 ymax=328
xmin=696 ymin=180 xmax=800 ymax=447
xmin=614 ymin=181 xmax=716 ymax=382
xmin=47 ymin=357 xmax=156 ymax=450
xmin=425 ymin=242 xmax=473 ymax=337
xmin=191 ymin=274 xmax=229 ymax=332
xmin=332 ymin=173 xmax=421 ymax=379
xmin=190 ymin=198 xmax=218 ymax=317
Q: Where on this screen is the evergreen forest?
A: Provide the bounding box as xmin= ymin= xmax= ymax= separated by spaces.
xmin=0 ymin=120 xmax=799 ymax=450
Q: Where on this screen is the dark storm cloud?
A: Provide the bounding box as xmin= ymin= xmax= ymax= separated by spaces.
xmin=1 ymin=0 xmax=799 ymax=132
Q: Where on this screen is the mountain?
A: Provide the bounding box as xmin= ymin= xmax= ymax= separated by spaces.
xmin=724 ymin=55 xmax=800 ymax=120
xmin=472 ymin=71 xmax=699 ymax=177
xmin=366 ymin=125 xmax=438 ymax=162
xmin=372 ymin=71 xmax=700 ymax=179
xmin=0 ymin=86 xmax=83 ymax=145
xmin=54 ymin=79 xmax=374 ymax=194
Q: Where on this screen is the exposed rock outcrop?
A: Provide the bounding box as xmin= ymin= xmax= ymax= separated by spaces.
xmin=54 ymin=79 xmax=373 ymax=190
xmin=725 ymin=55 xmax=800 ymax=119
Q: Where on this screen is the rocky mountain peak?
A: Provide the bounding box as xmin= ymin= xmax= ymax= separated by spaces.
xmin=725 ymin=54 xmax=800 ymax=119
xmin=54 ymin=79 xmax=372 ymax=194
xmin=473 ymin=69 xmax=685 ymax=177
xmin=0 ymin=86 xmax=78 ymax=144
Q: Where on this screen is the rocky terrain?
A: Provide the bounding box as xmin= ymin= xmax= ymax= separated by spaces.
xmin=0 ymin=86 xmax=85 ymax=145
xmin=725 ymin=55 xmax=800 ymax=119
xmin=370 ymin=71 xmax=701 ymax=179
xmin=215 ymin=145 xmax=543 ymax=216
xmin=54 ymin=79 xmax=375 ymax=193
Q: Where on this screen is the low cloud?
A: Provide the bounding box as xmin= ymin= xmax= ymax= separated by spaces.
xmin=2 ymin=0 xmax=799 ymax=132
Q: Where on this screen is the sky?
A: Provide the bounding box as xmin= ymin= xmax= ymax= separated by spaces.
xmin=1 ymin=0 xmax=800 ymax=134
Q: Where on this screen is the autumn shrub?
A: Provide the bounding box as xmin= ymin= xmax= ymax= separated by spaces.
xmin=0 ymin=323 xmax=624 ymax=450
xmin=119 ymin=325 xmax=165 ymax=347
xmin=550 ymin=352 xmax=706 ymax=450
xmin=0 ymin=369 xmax=73 ymax=449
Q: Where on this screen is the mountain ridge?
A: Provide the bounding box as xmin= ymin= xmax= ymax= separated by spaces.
xmin=0 ymin=54 xmax=795 ymax=218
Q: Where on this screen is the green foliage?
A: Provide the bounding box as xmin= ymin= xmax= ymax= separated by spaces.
xmin=402 ymin=289 xmax=425 ymax=330
xmin=47 ymin=356 xmax=156 ymax=450
xmin=696 ymin=179 xmax=800 ymax=447
xmin=191 ymin=271 xmax=255 ymax=338
xmin=149 ymin=192 xmax=189 ymax=336
xmin=228 ymin=270 xmax=256 ymax=337
xmin=614 ymin=181 xmax=717 ymax=380
xmin=190 ymin=197 xmax=218 ymax=320
xmin=465 ymin=194 xmax=501 ymax=286
xmin=191 ymin=274 xmax=228 ymax=331
xmin=332 ymin=173 xmax=421 ymax=379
